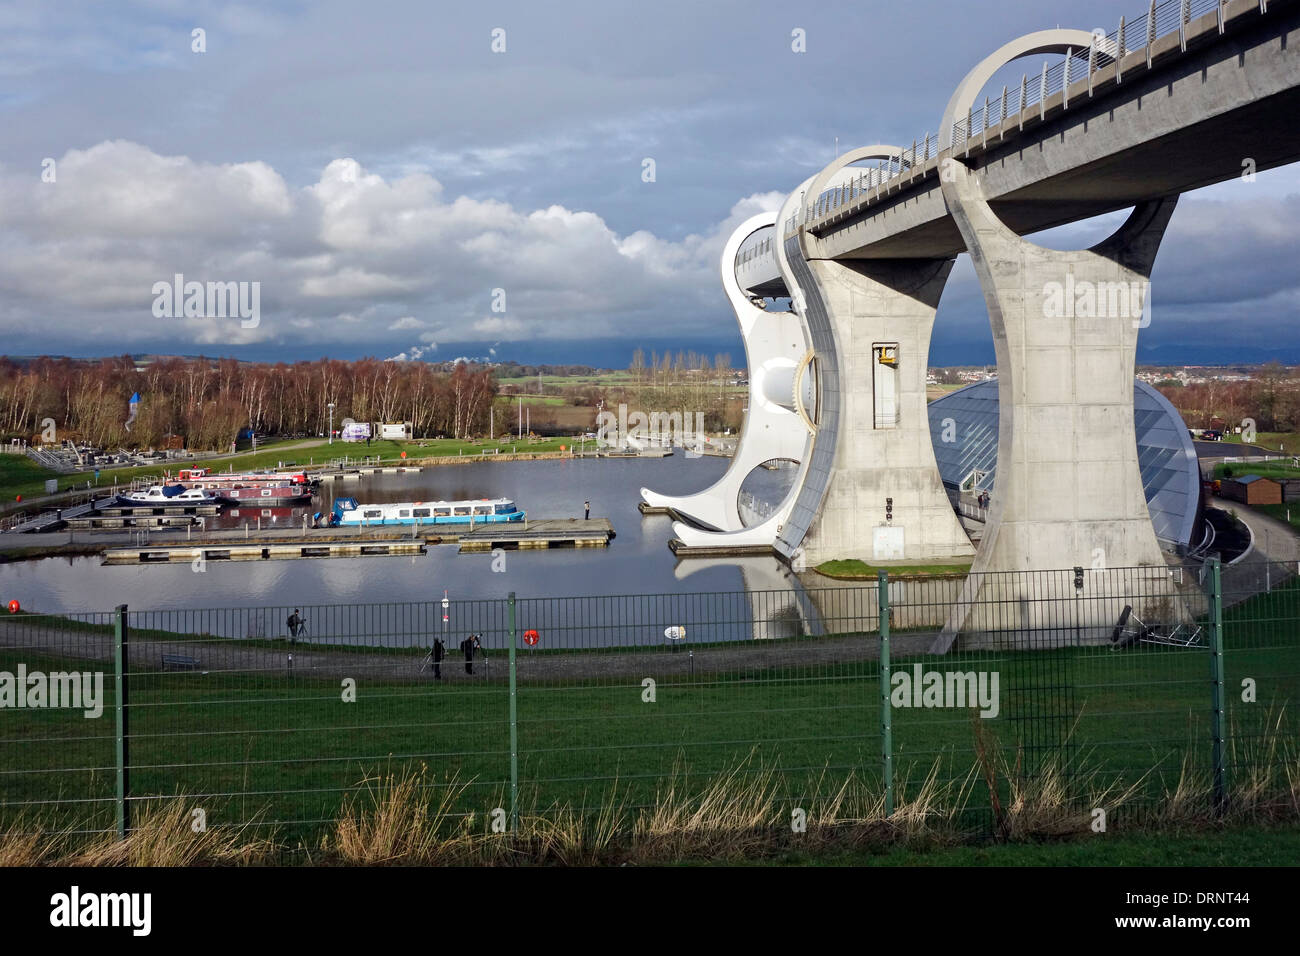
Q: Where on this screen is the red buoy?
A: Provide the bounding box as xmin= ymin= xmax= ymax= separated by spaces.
xmin=523 ymin=629 xmax=540 ymax=646
xmin=7 ymin=599 xmax=19 ymax=614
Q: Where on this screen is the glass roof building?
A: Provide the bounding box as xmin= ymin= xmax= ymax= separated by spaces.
xmin=928 ymin=380 xmax=1204 ymax=552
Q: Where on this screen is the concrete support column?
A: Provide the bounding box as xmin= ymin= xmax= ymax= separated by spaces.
xmin=794 ymin=256 xmax=975 ymax=566
xmin=773 ymin=146 xmax=975 ymax=568
xmin=953 ymin=185 xmax=1176 ymax=578
xmin=931 ymin=29 xmax=1183 ymax=649
xmin=936 ymin=159 xmax=1181 ymax=647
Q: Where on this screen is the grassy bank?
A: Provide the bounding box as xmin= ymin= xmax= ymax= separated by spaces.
xmin=0 ymin=436 xmax=583 ymax=507
xmin=815 ymin=559 xmax=973 ymax=580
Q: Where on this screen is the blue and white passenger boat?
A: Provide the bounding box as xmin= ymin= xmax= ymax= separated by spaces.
xmin=329 ymin=496 xmax=525 ymax=526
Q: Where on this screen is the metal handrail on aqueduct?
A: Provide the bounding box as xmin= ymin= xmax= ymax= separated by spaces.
xmin=793 ymin=0 xmax=1257 ymax=234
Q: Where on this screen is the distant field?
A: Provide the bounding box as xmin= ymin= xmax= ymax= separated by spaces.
xmin=498 ymin=371 xmax=637 ymax=386
xmin=926 ymin=383 xmax=968 ymax=402
xmin=496 ymin=394 xmax=567 ymax=407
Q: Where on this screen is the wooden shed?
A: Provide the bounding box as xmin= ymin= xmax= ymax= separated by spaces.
xmin=1221 ymin=474 xmax=1283 ymax=506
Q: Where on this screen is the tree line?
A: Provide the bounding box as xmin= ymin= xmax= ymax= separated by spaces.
xmin=1155 ymin=362 xmax=1300 ymax=435
xmin=0 ymin=355 xmax=498 ymax=451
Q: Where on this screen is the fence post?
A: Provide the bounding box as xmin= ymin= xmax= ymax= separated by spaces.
xmin=114 ymin=604 xmax=130 ymax=840
xmin=1208 ymin=557 xmax=1227 ymax=815
xmin=507 ymin=591 xmax=519 ymax=832
xmin=878 ymin=571 xmax=893 ymax=818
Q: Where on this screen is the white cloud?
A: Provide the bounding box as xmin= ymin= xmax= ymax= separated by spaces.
xmin=0 ymin=140 xmax=782 ymax=352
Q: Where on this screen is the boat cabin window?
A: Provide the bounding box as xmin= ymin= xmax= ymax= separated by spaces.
xmin=261 ymin=488 xmax=272 ymax=497
xmin=412 ymin=508 xmax=430 ymax=518
xmin=364 ymin=510 xmax=382 ymax=519
xmin=495 ymin=502 xmax=515 ymax=514
xmin=434 ymin=508 xmax=451 ymax=517
xmin=453 ymin=506 xmax=471 ymax=516
xmin=399 ymin=510 xmax=410 ymax=518
xmin=473 ymin=506 xmax=491 ymax=515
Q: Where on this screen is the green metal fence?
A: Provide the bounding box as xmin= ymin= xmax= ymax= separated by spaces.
xmin=2 ymin=556 xmax=1297 ymax=845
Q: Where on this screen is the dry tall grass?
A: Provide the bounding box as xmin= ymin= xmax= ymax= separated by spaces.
xmin=328 ymin=765 xmax=479 ymax=865
xmin=50 ymin=797 xmax=274 ymax=866
xmin=7 ymin=715 xmax=1300 ymax=866
xmin=0 ymin=819 xmax=50 ymax=867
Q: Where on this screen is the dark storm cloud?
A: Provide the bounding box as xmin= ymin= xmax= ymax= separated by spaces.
xmin=0 ymin=0 xmax=1296 ymax=362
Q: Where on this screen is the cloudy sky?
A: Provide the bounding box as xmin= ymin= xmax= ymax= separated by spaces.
xmin=1 ymin=0 xmax=1297 ymax=367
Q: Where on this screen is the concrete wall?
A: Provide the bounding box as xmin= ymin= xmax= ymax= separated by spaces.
xmin=797 ymin=257 xmax=975 ymax=566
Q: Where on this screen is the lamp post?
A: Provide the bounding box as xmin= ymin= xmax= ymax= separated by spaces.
xmin=327 ymin=403 xmax=335 ymax=445
xmin=442 ymin=590 xmax=450 ymax=646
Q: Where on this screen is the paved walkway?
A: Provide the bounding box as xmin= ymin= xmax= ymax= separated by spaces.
xmin=1211 ymin=496 xmax=1300 ymax=563
xmin=1209 ymin=496 xmax=1300 ymax=604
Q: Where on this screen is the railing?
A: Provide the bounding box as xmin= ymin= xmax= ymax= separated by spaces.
xmin=792 ymin=0 xmax=1251 ymax=236
xmin=954 ymin=497 xmax=990 ymax=523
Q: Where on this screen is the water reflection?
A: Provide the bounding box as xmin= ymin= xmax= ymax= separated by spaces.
xmin=0 ymin=455 xmax=826 ymax=640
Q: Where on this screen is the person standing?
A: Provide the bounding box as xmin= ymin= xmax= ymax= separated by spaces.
xmin=460 ymin=634 xmax=476 ymax=675
xmin=287 ymin=609 xmax=302 ymax=643
xmin=584 ymin=500 xmax=590 ymax=520
xmin=432 ymin=637 xmax=444 ymax=680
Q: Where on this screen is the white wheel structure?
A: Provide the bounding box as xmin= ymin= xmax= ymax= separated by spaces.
xmin=640 ymin=202 xmax=814 ymax=542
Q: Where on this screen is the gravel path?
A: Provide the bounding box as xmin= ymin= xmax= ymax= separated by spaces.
xmin=0 ymin=617 xmax=939 ymax=685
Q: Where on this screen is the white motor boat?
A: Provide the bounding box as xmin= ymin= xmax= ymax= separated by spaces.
xmin=116 ymin=484 xmax=222 ymax=507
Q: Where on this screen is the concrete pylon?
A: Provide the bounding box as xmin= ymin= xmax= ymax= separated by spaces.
xmin=775 ymin=147 xmax=974 ymax=567
xmin=640 ymin=210 xmax=810 ymax=532
xmin=935 ymin=31 xmax=1179 ymax=650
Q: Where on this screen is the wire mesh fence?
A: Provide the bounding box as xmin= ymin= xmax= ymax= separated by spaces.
xmin=1 ymin=556 xmax=1297 ymax=846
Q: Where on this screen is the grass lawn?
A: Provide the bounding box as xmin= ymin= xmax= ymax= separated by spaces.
xmin=0 ymin=439 xmax=330 ymax=507
xmin=815 ymin=559 xmax=973 ymax=579
xmin=329 ymin=437 xmax=575 ymax=460
xmin=0 ymin=455 xmax=63 ymax=504
xmin=1214 ymin=462 xmax=1300 ymax=480
xmin=744 ymin=824 xmax=1300 ymax=866
xmin=3 ymin=581 xmax=1296 ymax=848
xmin=1221 ymin=431 xmax=1300 ymax=452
